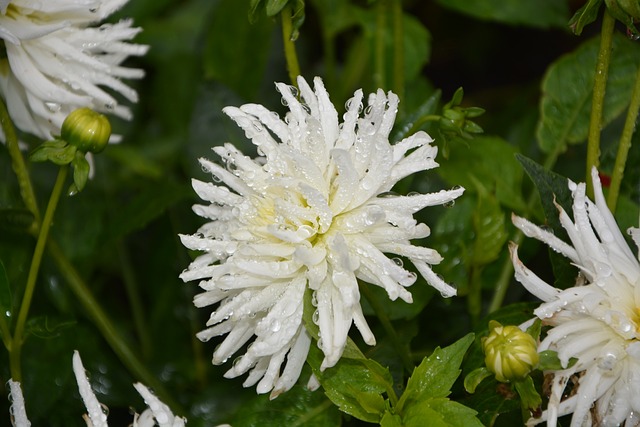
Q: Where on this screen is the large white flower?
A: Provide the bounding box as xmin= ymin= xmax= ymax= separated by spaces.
xmin=511 ymin=168 xmax=640 ymax=427
xmin=0 ymin=0 xmax=148 ymax=141
xmin=180 ymin=76 xmax=464 ymax=397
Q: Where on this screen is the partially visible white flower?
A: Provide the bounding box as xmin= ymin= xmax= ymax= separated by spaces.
xmin=180 ymin=76 xmax=463 ymax=397
xmin=133 ymin=383 xmax=186 ymax=427
xmin=511 ymin=168 xmax=640 ymax=427
xmin=0 ymin=0 xmax=148 ymax=142
xmin=7 ymin=380 xmax=29 ymax=427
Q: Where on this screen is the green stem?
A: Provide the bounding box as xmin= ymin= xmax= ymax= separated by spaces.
xmin=10 ymin=166 xmax=68 ymax=382
xmin=391 ymin=0 xmax=404 ymax=111
xmin=281 ymin=5 xmax=301 ymax=87
xmin=119 ymin=241 xmax=152 ymax=359
xmin=586 ymin=10 xmax=615 ymax=198
xmin=0 ymin=97 xmax=39 ymax=224
xmin=47 ymin=239 xmax=183 ymax=414
xmin=488 ymin=149 xmax=560 ymax=313
xmin=607 ymin=64 xmax=640 ymax=212
xmin=374 ymin=0 xmax=387 ymax=89
xmin=360 ymin=284 xmax=414 ymax=373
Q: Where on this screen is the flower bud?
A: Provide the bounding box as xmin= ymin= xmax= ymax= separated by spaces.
xmin=62 ymin=108 xmax=111 ymax=153
xmin=482 ymin=320 xmax=539 ymax=383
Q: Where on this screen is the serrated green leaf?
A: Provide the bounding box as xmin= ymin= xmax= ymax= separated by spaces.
xmin=436 ymin=0 xmax=569 ymax=28
xmin=516 ymin=155 xmax=579 ymax=289
xmin=464 ymin=367 xmax=492 ymax=394
xmin=569 ymin=0 xmax=603 ymax=34
xmin=403 ymin=397 xmax=484 ymax=427
xmin=232 ymin=384 xmax=341 ymax=427
xmin=537 ymin=34 xmax=640 ymax=153
xmin=472 ymin=193 xmax=508 ymax=266
xmin=307 ymin=343 xmax=391 ymax=423
xmin=437 ymin=136 xmax=525 ymax=211
xmin=397 ymin=333 xmax=474 ymax=411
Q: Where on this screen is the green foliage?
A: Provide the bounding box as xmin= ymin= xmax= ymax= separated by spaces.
xmin=537 ymin=34 xmax=640 ymax=154
xmin=569 ymin=0 xmax=603 ymax=34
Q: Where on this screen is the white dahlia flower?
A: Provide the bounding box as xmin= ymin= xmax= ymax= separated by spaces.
xmin=180 ymin=76 xmax=464 ymax=397
xmin=0 ymin=0 xmax=148 ymax=141
xmin=511 ymin=168 xmax=640 ymax=427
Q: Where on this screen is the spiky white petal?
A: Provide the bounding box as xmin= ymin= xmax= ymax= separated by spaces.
xmin=0 ymin=0 xmax=148 ymax=142
xmin=512 ymin=168 xmax=640 ymax=427
xmin=180 ymin=76 xmax=463 ymax=395
xmin=7 ymin=380 xmax=30 ymax=427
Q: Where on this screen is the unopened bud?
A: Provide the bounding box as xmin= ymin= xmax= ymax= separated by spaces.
xmin=62 ymin=108 xmax=111 ymax=154
xmin=482 ymin=320 xmax=539 ymax=383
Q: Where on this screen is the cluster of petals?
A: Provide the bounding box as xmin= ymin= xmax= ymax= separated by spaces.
xmin=180 ymin=76 xmax=463 ymax=397
xmin=511 ymin=168 xmax=640 ymax=427
xmin=0 ymin=0 xmax=148 ymax=142
xmin=8 ymin=351 xmax=188 ymax=427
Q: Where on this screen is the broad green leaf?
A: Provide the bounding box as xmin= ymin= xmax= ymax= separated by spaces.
xmin=538 ymin=350 xmax=577 ymax=371
xmin=266 ymin=0 xmax=289 ymax=15
xmin=403 ymin=397 xmax=484 ymax=427
xmin=516 ymin=155 xmax=578 ymax=289
xmin=205 ymin=0 xmax=275 ymax=100
xmin=569 ymin=0 xmax=603 ymax=34
xmin=307 ymin=345 xmax=390 ymax=423
xmin=397 ymin=333 xmax=474 ymax=411
xmin=436 ymin=0 xmax=569 ymax=28
xmin=437 ymin=136 xmax=526 ymax=211
xmin=232 ymin=384 xmax=341 ymax=427
xmin=460 ymin=377 xmax=521 ymax=427
xmin=392 ymin=89 xmax=441 ymax=142
xmin=380 ymin=412 xmax=403 ymax=427
xmin=472 ymin=193 xmax=508 ymax=266
xmin=537 ymin=34 xmax=640 ymax=154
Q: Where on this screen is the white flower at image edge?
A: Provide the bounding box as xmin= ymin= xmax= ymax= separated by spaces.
xmin=0 ymin=0 xmax=148 ymax=142
xmin=511 ymin=168 xmax=640 ymax=427
xmin=180 ymin=76 xmax=464 ymax=397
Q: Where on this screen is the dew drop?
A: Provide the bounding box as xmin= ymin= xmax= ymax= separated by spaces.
xmin=443 ymin=200 xmax=456 ymax=208
xmin=392 ymin=257 xmax=403 ymax=267
xmin=44 ymin=101 xmax=61 ymax=112
xmin=312 ymin=310 xmax=320 ymax=324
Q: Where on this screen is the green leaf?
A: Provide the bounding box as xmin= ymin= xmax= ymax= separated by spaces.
xmin=472 ymin=193 xmax=508 ymax=266
xmin=464 ymin=367 xmax=492 ymax=394
xmin=403 ymin=398 xmax=484 ymax=427
xmin=436 ymin=0 xmax=570 ymax=28
xmin=537 ymin=34 xmax=640 ymax=154
xmin=397 ymin=333 xmax=475 ymax=411
xmin=265 ymin=0 xmax=289 ymax=15
xmin=205 ymin=0 xmax=275 ymax=100
xmin=392 ymin=89 xmax=441 ymax=142
xmin=537 ymin=350 xmax=577 ymax=371
xmin=71 ymin=151 xmax=90 ymax=193
xmin=437 ymin=136 xmax=525 ymax=211
xmin=380 ymin=411 xmax=403 ymax=427
xmin=0 ymin=259 xmax=12 ymax=317
xmin=516 ymin=155 xmax=578 ymax=289
xmin=232 ymin=384 xmax=341 ymax=427
xmin=525 ymin=318 xmax=542 ymax=341
xmin=513 ymin=376 xmax=541 ymax=411
xmin=307 ymin=343 xmax=392 ymax=423
xmin=569 ymin=0 xmax=603 ymax=34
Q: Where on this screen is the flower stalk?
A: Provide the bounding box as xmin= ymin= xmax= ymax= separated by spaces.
xmin=607 ymin=60 xmax=640 ymax=212
xmin=586 ymin=10 xmax=615 ymax=198
xmin=281 ymin=5 xmax=302 ymax=87
xmin=10 ymin=165 xmax=68 ymax=382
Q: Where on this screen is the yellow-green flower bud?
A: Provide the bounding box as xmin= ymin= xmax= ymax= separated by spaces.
xmin=482 ymin=320 xmax=539 ymax=383
xmin=62 ymin=108 xmax=111 ymax=154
